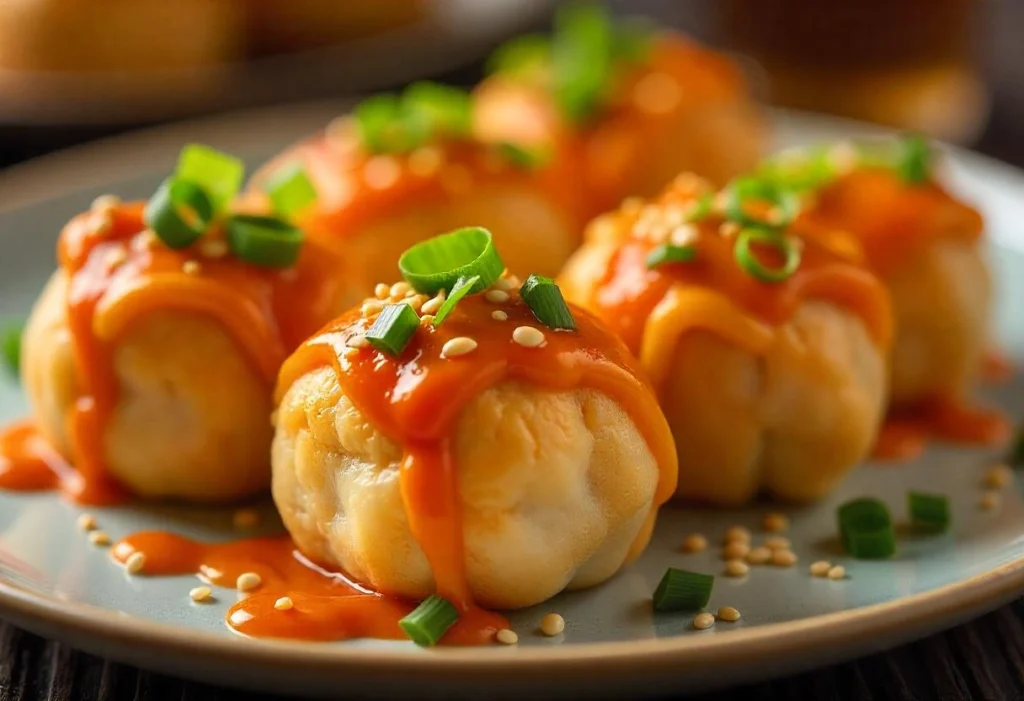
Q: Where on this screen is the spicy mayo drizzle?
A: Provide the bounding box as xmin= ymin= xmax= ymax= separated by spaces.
xmin=0 ymin=201 xmax=343 ymax=502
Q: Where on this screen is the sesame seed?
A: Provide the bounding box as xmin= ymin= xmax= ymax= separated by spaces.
xmin=390 ymin=282 xmax=412 ymax=299
xmin=182 ymin=260 xmax=201 ymax=275
xmin=199 ymin=238 xmax=228 ymax=259
xmin=764 ymin=536 xmax=791 ymax=551
xmin=827 ymin=565 xmax=847 ymax=580
xmin=513 ymin=326 xmax=545 ymax=348
xmin=746 ymin=546 xmax=772 ymax=565
xmin=91 ymin=194 xmax=121 ymax=213
xmin=361 ymin=300 xmax=384 ymax=317
xmin=670 ymin=225 xmax=698 ymax=247
xmin=980 ymin=491 xmax=1001 ymax=511
xmin=763 ymin=512 xmax=790 ymax=533
xmin=681 ymin=533 xmax=707 ymax=554
xmin=88 ymin=531 xmax=111 ymax=546
xmin=724 ymin=526 xmax=751 ymax=544
xmin=189 ymin=586 xmax=212 ymax=603
xmin=722 ymin=541 xmax=749 ymax=560
xmin=374 ymin=283 xmax=391 ymax=299
xmin=485 ymin=289 xmax=510 ymax=304
xmin=632 ymin=72 xmax=681 ymax=115
xmin=364 ymin=156 xmax=401 ymax=190
xmin=347 ymin=335 xmax=368 ymax=349
xmin=771 ymin=550 xmax=798 ymax=567
xmin=134 ymin=230 xmax=159 ymax=251
xmin=125 ymin=552 xmax=146 ymax=574
xmin=419 ymin=315 xmax=435 ymax=326
xmin=274 ymin=596 xmax=294 ymax=611
xmin=724 ymin=560 xmax=749 ymax=577
xmin=717 ymin=606 xmax=741 ymax=622
xmin=441 ymin=337 xmax=478 ymax=358
xmin=491 ymin=310 xmax=508 ymax=321
xmin=236 ymin=572 xmax=262 ymax=592
xmin=809 ymin=561 xmax=832 ymax=577
xmin=76 ymin=514 xmax=97 ymax=532
xmin=420 ymin=295 xmax=445 ymax=315
xmin=719 ymin=222 xmax=741 ymax=239
xmin=408 ymin=146 xmax=445 ymax=178
xmin=985 ymin=463 xmax=1014 ymax=489
xmin=495 ymin=628 xmax=519 ymax=645
xmin=493 ymin=278 xmax=516 ymax=292
xmin=233 ymin=508 xmax=259 ymax=529
xmin=406 ymin=295 xmax=427 ymax=313
xmin=693 ymin=612 xmax=715 ymax=630
xmin=540 ymin=613 xmax=565 ymax=637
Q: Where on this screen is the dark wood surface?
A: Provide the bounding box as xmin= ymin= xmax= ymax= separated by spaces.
xmin=1 ymin=2 xmax=1023 ymax=699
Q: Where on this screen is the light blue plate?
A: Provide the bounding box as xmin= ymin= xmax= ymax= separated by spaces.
xmin=0 ymin=106 xmax=1020 ymax=699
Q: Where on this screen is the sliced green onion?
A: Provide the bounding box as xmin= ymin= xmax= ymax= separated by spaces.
xmin=551 ymin=1 xmax=614 ymax=124
xmin=652 ymin=568 xmax=714 ymax=612
xmin=263 ymin=162 xmax=318 ymax=220
xmin=399 ymin=227 xmax=504 ymax=296
xmin=496 ymin=142 xmax=549 ymax=170
xmin=908 ymin=491 xmax=950 ymax=533
xmin=225 ymin=214 xmax=303 ymax=268
xmin=725 ymin=177 xmax=800 ymax=229
xmin=897 ymin=134 xmax=931 ymax=185
xmin=175 ymin=144 xmax=244 ymax=213
xmin=520 ymin=274 xmax=576 ymax=331
xmin=365 ymin=303 xmax=420 ymax=357
xmin=734 ymin=228 xmax=801 ymax=283
xmin=143 ymin=177 xmax=214 ymax=249
xmin=838 ymin=497 xmax=896 ymax=559
xmin=355 ymin=93 xmax=429 ymax=154
xmin=432 ymin=275 xmax=479 ymax=327
xmin=403 ymin=82 xmax=472 ymax=139
xmin=486 ymin=33 xmax=551 ymax=77
xmin=399 ymin=594 xmax=460 ymax=647
xmin=2 ymin=320 xmax=24 ymax=375
xmin=646 ymin=243 xmax=697 ymax=269
xmin=685 ymin=193 xmax=713 ymax=223
xmin=758 ymin=146 xmax=837 ymax=193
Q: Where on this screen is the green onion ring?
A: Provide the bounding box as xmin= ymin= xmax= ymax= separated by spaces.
xmin=225 ymin=214 xmax=304 ymax=268
xmin=399 ymin=227 xmax=505 ymax=296
xmin=734 ymin=228 xmax=801 ymax=284
xmin=432 ymin=275 xmax=480 ymax=327
xmin=725 ymin=177 xmax=800 ymax=229
xmin=143 ymin=177 xmax=214 ymax=250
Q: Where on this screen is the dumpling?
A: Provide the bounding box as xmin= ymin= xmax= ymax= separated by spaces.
xmin=559 ymin=173 xmax=892 ymax=506
xmin=271 ymin=228 xmax=676 ymax=609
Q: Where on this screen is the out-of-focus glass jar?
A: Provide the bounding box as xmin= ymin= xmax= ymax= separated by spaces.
xmin=721 ymin=0 xmax=989 ymax=143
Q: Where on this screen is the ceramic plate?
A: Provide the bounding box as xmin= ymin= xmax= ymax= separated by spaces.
xmin=0 ymin=105 xmax=1021 ymax=700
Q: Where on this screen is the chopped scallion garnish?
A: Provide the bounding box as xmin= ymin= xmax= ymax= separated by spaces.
xmin=837 ymin=497 xmax=896 ymax=559
xmin=2 ymin=320 xmax=24 ymax=375
xmin=432 ymin=275 xmax=480 ymax=327
xmin=399 ymin=226 xmax=504 ymax=296
xmin=486 ymin=33 xmax=551 ymax=77
xmin=225 ymin=214 xmax=303 ymax=268
xmin=399 ymin=594 xmax=460 ymax=647
xmin=725 ymin=176 xmax=800 ymax=229
xmin=175 ymin=144 xmax=244 ymax=213
xmin=646 ymin=243 xmax=697 ymax=269
xmin=520 ymin=274 xmax=576 ymax=331
xmin=263 ymin=162 xmax=318 ymax=220
xmin=365 ymin=303 xmax=420 ymax=357
xmin=354 ymin=93 xmax=429 ymax=155
xmin=143 ymin=177 xmax=215 ymax=249
xmin=403 ymin=82 xmax=473 ymax=140
xmin=908 ymin=491 xmax=950 ymax=533
xmin=734 ymin=228 xmax=801 ymax=283
xmin=685 ymin=193 xmax=713 ymax=223
xmin=652 ymin=568 xmax=714 ymax=612
xmin=551 ymin=1 xmax=615 ymax=124
xmin=897 ymin=134 xmax=931 ymax=185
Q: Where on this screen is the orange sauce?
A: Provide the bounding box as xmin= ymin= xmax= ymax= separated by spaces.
xmin=0 ymin=202 xmax=344 ymax=503
xmin=0 ymin=420 xmax=76 ymax=492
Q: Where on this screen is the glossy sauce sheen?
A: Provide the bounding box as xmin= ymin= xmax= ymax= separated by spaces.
xmin=0 ymin=202 xmax=343 ymax=502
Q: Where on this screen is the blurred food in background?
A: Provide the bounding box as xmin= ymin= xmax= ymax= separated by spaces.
xmin=721 ymin=0 xmax=989 ymax=143
xmin=248 ymin=0 xmax=423 ymax=54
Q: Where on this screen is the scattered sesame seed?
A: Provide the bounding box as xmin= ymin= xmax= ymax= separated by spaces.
xmin=419 ymin=315 xmax=435 ymax=326
xmin=374 ymin=283 xmax=391 ymax=300
xmin=722 ymin=541 xmax=749 ymax=560
xmin=540 ymin=613 xmax=565 ymax=637
xmin=633 ymin=72 xmax=682 ymax=115
xmin=233 ymin=508 xmax=259 ymax=529
xmin=76 ymin=514 xmax=97 ymax=532
xmin=134 ymin=230 xmax=159 ymax=251
xmin=441 ymin=337 xmax=478 ymax=358
xmin=407 ymin=146 xmax=445 ymax=178
xmin=91 ymin=194 xmax=121 ymax=213
xmin=719 ymin=222 xmax=741 ymax=239
xmin=670 ymin=225 xmax=698 ymax=247
xmin=764 ymin=536 xmax=791 ymax=551
xmin=189 ymin=586 xmax=213 ymax=603
xmin=390 ymin=282 xmax=412 ymax=299
xmin=724 ymin=526 xmax=751 ymax=544
xmin=724 ymin=560 xmax=749 ymax=577
xmin=274 ymin=596 xmax=294 ymax=611
xmin=746 ymin=546 xmax=772 ymax=565
xmin=361 ymin=300 xmax=385 ymax=317
xmin=407 ymin=295 xmax=427 ymax=313
xmin=491 ymin=310 xmax=508 ymax=322
xmin=236 ymin=572 xmax=262 ymax=592
xmin=985 ymin=463 xmax=1014 ymax=489
xmin=693 ymin=612 xmax=715 ymax=630
xmin=198 ymin=238 xmax=228 ymax=259
xmin=771 ymin=550 xmax=798 ymax=567
xmin=182 ymin=260 xmax=201 ymax=275
xmin=420 ymin=295 xmax=445 ymax=315
xmin=495 ymin=628 xmax=519 ymax=645
xmin=681 ymin=533 xmax=708 ymax=554
xmin=347 ymin=335 xmax=368 ymax=349
xmin=809 ymin=561 xmax=832 ymax=577
xmin=717 ymin=606 xmax=741 ymax=622
xmin=493 ymin=278 xmax=516 ymax=292
xmin=364 ymin=156 xmax=401 ymax=190
xmin=763 ymin=512 xmax=790 ymax=533
xmin=88 ymin=531 xmax=111 ymax=546
xmin=125 ymin=552 xmax=146 ymax=574
xmin=513 ymin=326 xmax=545 ymax=348
xmin=485 ymin=289 xmax=510 ymax=304
xmin=980 ymin=491 xmax=1001 ymax=511
xmin=827 ymin=566 xmax=846 ymax=580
